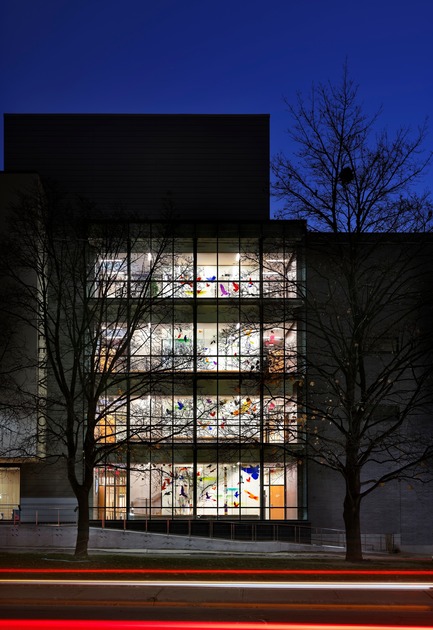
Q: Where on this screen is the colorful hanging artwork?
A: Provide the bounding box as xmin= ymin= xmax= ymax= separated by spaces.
xmin=242 ymin=465 xmax=260 ymax=480
xmin=231 ymin=397 xmax=252 ymax=416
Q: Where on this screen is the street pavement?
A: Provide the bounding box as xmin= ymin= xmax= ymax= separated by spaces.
xmin=1 ymin=549 xmax=433 ymax=625
xmin=0 ymin=577 xmax=433 ymax=625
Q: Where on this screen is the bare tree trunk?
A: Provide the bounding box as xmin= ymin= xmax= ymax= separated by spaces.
xmin=343 ymin=483 xmax=363 ymax=562
xmin=74 ymin=488 xmax=90 ymax=559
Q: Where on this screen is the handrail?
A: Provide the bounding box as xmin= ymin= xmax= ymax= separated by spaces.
xmin=0 ymin=504 xmax=397 ymax=552
xmin=94 ymin=517 xmax=396 ymax=552
xmin=0 ymin=504 xmax=78 ymax=527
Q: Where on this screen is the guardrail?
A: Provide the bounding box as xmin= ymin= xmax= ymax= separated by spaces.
xmin=310 ymin=528 xmax=399 ymax=552
xmin=92 ymin=517 xmax=398 ymax=552
xmin=0 ymin=503 xmax=77 ymax=527
xmin=0 ymin=504 xmax=398 ymax=552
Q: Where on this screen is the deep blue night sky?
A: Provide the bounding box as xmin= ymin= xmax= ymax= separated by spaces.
xmin=1 ymin=0 xmax=432 ymax=215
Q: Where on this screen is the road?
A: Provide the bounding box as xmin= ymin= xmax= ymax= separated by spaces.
xmin=0 ymin=578 xmax=433 ymax=627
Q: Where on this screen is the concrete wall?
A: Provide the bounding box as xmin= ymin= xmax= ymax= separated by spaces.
xmin=0 ymin=523 xmax=428 ymax=554
xmin=308 ymin=460 xmax=433 ymax=552
xmin=0 ymin=524 xmax=337 ymax=554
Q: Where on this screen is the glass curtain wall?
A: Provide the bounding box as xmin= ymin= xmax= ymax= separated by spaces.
xmin=93 ymin=225 xmax=305 ymax=521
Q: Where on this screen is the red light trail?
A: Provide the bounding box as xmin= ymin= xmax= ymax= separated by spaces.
xmin=0 ymin=622 xmax=430 ymax=630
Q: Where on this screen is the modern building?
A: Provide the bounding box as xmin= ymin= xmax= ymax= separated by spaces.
xmin=1 ymin=114 xmax=432 ymax=551
xmin=91 ymin=218 xmax=306 ymax=522
xmin=0 ymin=114 xmax=308 ymax=529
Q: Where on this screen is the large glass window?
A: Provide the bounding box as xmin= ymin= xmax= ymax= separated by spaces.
xmin=263 ymin=252 xmax=297 ymax=298
xmin=131 ymin=396 xmax=195 ymax=442
xmin=94 ymin=466 xmax=127 ymax=520
xmin=195 ymin=251 xmax=261 ymax=299
xmin=130 ymin=323 xmax=194 ymax=371
xmin=159 ymin=254 xmax=195 ymax=298
xmin=264 ymin=397 xmax=297 ymax=443
xmin=97 ymin=392 xmax=297 ymax=445
xmin=197 ymin=322 xmax=260 ymax=371
xmin=94 ymin=458 xmax=300 ymax=520
xmin=95 ymin=245 xmax=297 ymax=300
xmin=263 ymin=463 xmax=298 ymax=519
xmin=97 ymin=325 xmax=128 ymax=372
xmin=263 ymin=324 xmax=297 ymax=372
xmin=0 ymin=468 xmax=20 ymax=521
xmin=95 ymin=255 xmax=128 ymax=298
xmin=92 ymin=231 xmax=304 ymax=523
xmin=96 ymin=398 xmax=127 ymax=444
xmin=97 ymin=321 xmax=297 ymax=374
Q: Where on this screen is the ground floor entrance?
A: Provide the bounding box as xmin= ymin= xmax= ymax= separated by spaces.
xmin=93 ymin=450 xmax=305 ymax=521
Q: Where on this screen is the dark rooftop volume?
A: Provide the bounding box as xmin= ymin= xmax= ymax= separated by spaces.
xmin=3 ymin=114 xmax=270 ymax=222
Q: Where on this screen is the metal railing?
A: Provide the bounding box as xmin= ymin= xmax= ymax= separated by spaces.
xmin=92 ymin=517 xmax=398 ymax=552
xmin=0 ymin=504 xmax=77 ymax=527
xmin=1 ymin=503 xmax=398 ymax=552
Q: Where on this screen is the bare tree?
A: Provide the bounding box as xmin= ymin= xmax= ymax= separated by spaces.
xmin=0 ymin=185 xmax=195 ymax=558
xmin=272 ymin=68 xmax=433 ymax=561
xmin=273 ymin=67 xmax=432 ymax=233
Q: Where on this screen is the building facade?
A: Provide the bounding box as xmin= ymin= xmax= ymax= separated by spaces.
xmin=92 ymin=220 xmax=306 ymax=522
xmin=1 ymin=114 xmax=432 ymax=551
xmin=1 ymin=114 xmax=310 ymax=527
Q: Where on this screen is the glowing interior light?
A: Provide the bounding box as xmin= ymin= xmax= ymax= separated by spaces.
xmin=148 ymin=253 xmax=152 ymax=261
xmin=236 ymin=253 xmax=241 ymax=261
